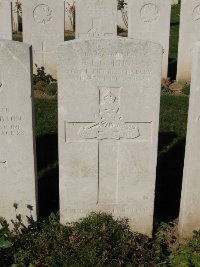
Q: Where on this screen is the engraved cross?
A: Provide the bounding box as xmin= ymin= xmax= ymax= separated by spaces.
xmin=65 ymin=87 xmax=144 ymax=205
xmin=78 ymin=18 xmax=113 ymax=38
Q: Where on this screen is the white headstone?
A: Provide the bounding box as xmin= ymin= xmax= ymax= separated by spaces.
xmin=0 ymin=0 xmax=12 ymax=40
xmin=179 ymin=42 xmax=200 ymax=237
xmin=176 ymin=0 xmax=200 ymax=82
xmin=65 ymin=0 xmax=74 ymax=31
xmin=171 ymin=0 xmax=178 ymax=5
xmin=118 ymin=0 xmax=128 ymax=31
xmin=11 ymin=0 xmax=18 ymax=33
xmin=22 ymin=0 xmax=65 ymax=77
xmin=0 ymin=40 xmax=37 ymax=223
xmin=58 ymin=38 xmax=162 ymax=236
xmin=128 ymin=0 xmax=171 ymax=79
xmin=75 ymin=0 xmax=117 ymax=39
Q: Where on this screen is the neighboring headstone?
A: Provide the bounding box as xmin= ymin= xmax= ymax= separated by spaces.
xmin=128 ymin=0 xmax=171 ymax=79
xmin=11 ymin=0 xmax=18 ymax=33
xmin=177 ymin=0 xmax=200 ymax=82
xmin=0 ymin=0 xmax=12 ymax=40
xmin=75 ymin=0 xmax=117 ymax=39
xmin=58 ymin=38 xmax=162 ymax=236
xmin=0 ymin=40 xmax=37 ymax=223
xmin=118 ymin=0 xmax=128 ymax=31
xmin=171 ymin=0 xmax=178 ymax=5
xmin=179 ymin=42 xmax=200 ymax=237
xmin=22 ymin=0 xmax=65 ymax=77
xmin=65 ymin=0 xmax=74 ymax=32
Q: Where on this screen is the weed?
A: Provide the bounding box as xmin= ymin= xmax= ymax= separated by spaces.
xmin=0 ymin=212 xmax=170 ymax=267
xmin=182 ymin=84 xmax=190 ymax=96
xmin=33 ymin=65 xmax=56 ymax=85
xmin=46 ymin=83 xmax=58 ymax=96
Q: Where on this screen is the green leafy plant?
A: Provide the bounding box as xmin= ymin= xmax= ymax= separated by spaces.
xmin=182 ymin=84 xmax=190 ymax=96
xmin=33 ymin=65 xmax=56 ymax=85
xmin=0 ymin=212 xmax=170 ymax=266
xmin=34 ymin=80 xmax=48 ymax=92
xmin=117 ymin=0 xmax=127 ymax=10
xmin=46 ymin=82 xmax=58 ymax=96
xmin=169 ymin=230 xmax=200 ymax=267
xmin=0 ymin=217 xmax=12 ymax=249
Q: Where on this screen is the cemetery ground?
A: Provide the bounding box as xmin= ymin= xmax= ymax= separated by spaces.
xmin=0 ymin=94 xmax=197 ymax=267
xmin=2 ymin=3 xmax=200 ymax=267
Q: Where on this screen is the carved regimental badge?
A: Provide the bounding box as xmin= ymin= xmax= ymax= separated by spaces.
xmin=0 ymin=161 xmax=7 ymax=168
xmin=78 ymin=90 xmax=140 ymax=140
xmin=33 ymin=4 xmax=53 ymax=24
xmin=140 ymin=3 xmax=160 ymax=23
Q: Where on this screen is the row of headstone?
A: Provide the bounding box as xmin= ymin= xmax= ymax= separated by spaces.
xmin=1 ymin=34 xmax=200 ymax=238
xmin=6 ymin=0 xmax=200 ymax=83
xmin=1 ymin=0 xmax=172 ymax=79
xmin=0 ymin=37 xmax=162 ymax=236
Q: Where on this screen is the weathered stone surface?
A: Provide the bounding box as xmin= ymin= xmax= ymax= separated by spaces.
xmin=0 ymin=40 xmax=37 ymax=224
xmin=22 ymin=0 xmax=65 ymax=77
xmin=179 ymin=42 xmax=200 ymax=238
xmin=177 ymin=0 xmax=200 ymax=82
xmin=75 ymin=0 xmax=117 ymax=39
xmin=128 ymin=0 xmax=171 ymax=79
xmin=0 ymin=0 xmax=12 ymax=40
xmin=58 ymin=38 xmax=162 ymax=236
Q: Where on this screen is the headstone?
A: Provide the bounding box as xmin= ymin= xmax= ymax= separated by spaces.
xmin=75 ymin=0 xmax=117 ymax=39
xmin=0 ymin=40 xmax=37 ymax=223
xmin=11 ymin=0 xmax=18 ymax=33
xmin=171 ymin=0 xmax=178 ymax=5
xmin=177 ymin=0 xmax=200 ymax=82
xmin=65 ymin=0 xmax=74 ymax=32
xmin=179 ymin=42 xmax=200 ymax=237
xmin=58 ymin=38 xmax=162 ymax=236
xmin=118 ymin=0 xmax=128 ymax=31
xmin=22 ymin=0 xmax=65 ymax=77
xmin=128 ymin=0 xmax=171 ymax=79
xmin=0 ymin=0 xmax=12 ymax=40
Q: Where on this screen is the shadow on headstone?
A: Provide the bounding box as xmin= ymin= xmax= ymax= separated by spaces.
xmin=154 ymin=134 xmax=186 ymax=222
xmin=168 ymin=58 xmax=177 ymax=81
xmin=36 ymin=134 xmax=59 ymax=218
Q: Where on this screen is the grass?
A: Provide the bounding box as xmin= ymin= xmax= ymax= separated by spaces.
xmin=34 ymin=99 xmax=58 ymax=137
xmin=159 ymin=94 xmax=188 ymax=150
